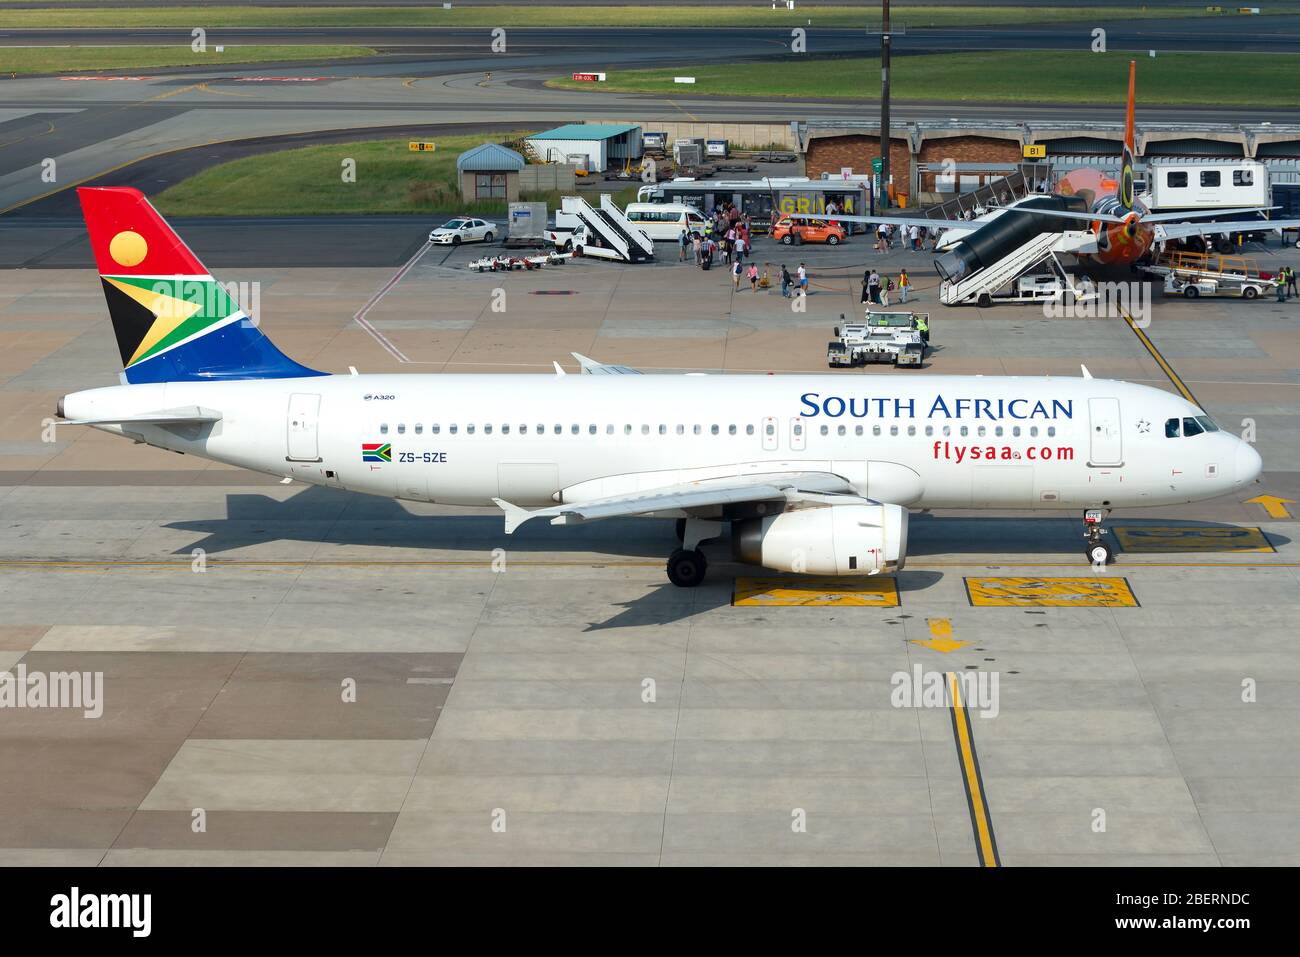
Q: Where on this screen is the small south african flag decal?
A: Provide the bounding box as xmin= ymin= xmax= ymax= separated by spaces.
xmin=362 ymin=442 xmax=392 ymax=463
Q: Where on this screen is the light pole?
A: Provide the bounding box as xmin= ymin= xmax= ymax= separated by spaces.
xmin=880 ymin=0 xmax=891 ymax=209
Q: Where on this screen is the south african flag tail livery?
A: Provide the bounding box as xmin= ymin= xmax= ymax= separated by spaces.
xmin=78 ymin=186 xmax=324 ymax=385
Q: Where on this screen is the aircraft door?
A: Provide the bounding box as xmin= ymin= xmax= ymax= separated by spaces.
xmin=790 ymin=416 xmax=806 ymax=451
xmin=762 ymin=416 xmax=778 ymax=451
xmin=1088 ymin=397 xmax=1123 ymax=467
xmin=286 ymin=393 xmax=321 ymax=462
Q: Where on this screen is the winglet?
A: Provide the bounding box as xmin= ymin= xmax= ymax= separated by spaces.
xmin=1080 ymin=364 xmax=1093 ymax=379
xmin=492 ymin=497 xmax=535 ymax=534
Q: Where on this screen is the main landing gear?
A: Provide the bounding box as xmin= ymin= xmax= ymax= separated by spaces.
xmin=1084 ymin=508 xmax=1113 ymax=565
xmin=667 ymin=518 xmax=723 ymax=587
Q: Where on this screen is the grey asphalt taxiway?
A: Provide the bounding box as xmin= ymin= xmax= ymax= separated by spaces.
xmin=2 ymin=231 xmax=1300 ymax=865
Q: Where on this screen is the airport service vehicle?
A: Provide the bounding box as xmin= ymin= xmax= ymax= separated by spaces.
xmin=60 ymin=187 xmax=1263 ymax=583
xmin=827 ymin=313 xmax=926 ymax=368
xmin=773 ymin=218 xmax=846 ymax=245
xmin=1145 ymin=159 xmax=1270 ymax=215
xmin=639 ymin=177 xmax=870 ymax=232
xmin=1011 ymin=273 xmax=1100 ymax=305
xmin=543 ymin=195 xmax=654 ymax=263
xmin=468 ymin=252 xmax=567 ymax=272
xmin=796 ymin=61 xmax=1300 ymax=298
xmin=1143 ymin=250 xmax=1275 ymax=300
xmin=622 ymin=202 xmax=708 ymax=241
xmin=429 ymin=217 xmax=497 ymax=245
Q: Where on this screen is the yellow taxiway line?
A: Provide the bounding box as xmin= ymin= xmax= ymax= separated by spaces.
xmin=948 ymin=671 xmax=1001 ymax=867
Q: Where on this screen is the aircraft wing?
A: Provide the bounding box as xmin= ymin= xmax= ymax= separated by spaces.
xmin=570 ymin=352 xmax=642 ymax=375
xmin=58 ymin=406 xmax=222 ymax=426
xmin=493 ymin=470 xmax=858 ymax=534
xmin=1153 ymin=218 xmax=1300 ymax=242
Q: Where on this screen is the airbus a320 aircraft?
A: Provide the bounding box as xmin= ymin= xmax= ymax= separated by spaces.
xmin=59 ymin=187 xmax=1262 ymax=585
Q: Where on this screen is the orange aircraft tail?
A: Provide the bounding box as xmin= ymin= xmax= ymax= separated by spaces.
xmin=1120 ymin=60 xmax=1136 ymax=211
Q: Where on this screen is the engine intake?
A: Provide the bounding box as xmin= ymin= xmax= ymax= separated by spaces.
xmin=732 ymin=503 xmax=908 ymax=576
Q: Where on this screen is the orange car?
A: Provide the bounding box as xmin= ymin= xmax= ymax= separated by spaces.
xmin=773 ymin=217 xmax=847 ymax=246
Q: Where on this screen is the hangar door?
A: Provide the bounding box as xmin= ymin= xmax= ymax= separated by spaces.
xmin=286 ymin=393 xmax=321 ymax=462
xmin=1087 ymin=397 xmax=1123 ymax=467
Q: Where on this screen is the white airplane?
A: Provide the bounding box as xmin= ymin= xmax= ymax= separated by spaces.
xmin=58 ymin=187 xmax=1262 ymax=585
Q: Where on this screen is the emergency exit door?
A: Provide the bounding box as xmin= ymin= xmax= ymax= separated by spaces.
xmin=286 ymin=393 xmax=321 ymax=462
xmin=1087 ymin=397 xmax=1123 ymax=467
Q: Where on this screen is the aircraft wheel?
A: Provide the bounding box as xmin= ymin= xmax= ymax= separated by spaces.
xmin=1087 ymin=543 xmax=1113 ymax=566
xmin=666 ymin=548 xmax=708 ymax=587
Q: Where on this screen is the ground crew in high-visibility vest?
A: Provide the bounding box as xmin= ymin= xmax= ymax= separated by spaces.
xmin=914 ymin=313 xmax=930 ymax=350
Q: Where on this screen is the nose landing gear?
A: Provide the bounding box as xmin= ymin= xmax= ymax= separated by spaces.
xmin=1084 ymin=508 xmax=1113 ymax=565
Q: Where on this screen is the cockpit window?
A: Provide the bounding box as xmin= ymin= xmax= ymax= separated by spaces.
xmin=1165 ymin=418 xmax=1180 ymax=438
xmin=1182 ymin=417 xmax=1205 ymax=437
xmin=1195 ymin=415 xmax=1220 ymax=433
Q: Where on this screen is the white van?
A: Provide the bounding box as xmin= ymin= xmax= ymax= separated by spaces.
xmin=622 ymin=202 xmax=708 ymax=241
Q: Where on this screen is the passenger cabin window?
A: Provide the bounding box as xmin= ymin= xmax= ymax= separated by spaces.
xmin=380 ymin=424 xmax=389 ymax=435
xmin=1200 ymin=170 xmax=1221 ymax=188
xmin=1233 ymin=169 xmax=1254 ymax=187
xmin=1167 ymin=171 xmax=1188 ymax=188
xmin=414 ymin=424 xmax=423 ymax=435
xmin=746 ymin=425 xmax=754 ymax=436
xmin=431 ymin=425 xmax=440 ymax=435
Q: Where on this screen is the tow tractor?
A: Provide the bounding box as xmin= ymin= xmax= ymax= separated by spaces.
xmin=1142 ymin=250 xmax=1276 ymax=300
xmin=827 ymin=311 xmax=928 ymax=368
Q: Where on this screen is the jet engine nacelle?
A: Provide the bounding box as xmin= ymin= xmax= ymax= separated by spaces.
xmin=732 ymin=503 xmax=908 ymax=576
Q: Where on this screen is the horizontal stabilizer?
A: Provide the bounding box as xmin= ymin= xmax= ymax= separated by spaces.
xmin=59 ymin=405 xmax=222 ymax=427
xmin=570 ymin=352 xmax=643 ymax=375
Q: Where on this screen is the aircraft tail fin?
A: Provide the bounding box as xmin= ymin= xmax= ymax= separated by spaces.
xmin=1120 ymin=59 xmax=1136 ymax=211
xmin=76 ymin=186 xmax=325 ymax=384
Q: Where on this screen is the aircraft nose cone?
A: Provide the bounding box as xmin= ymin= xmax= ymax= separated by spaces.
xmin=1235 ymin=442 xmax=1263 ymax=486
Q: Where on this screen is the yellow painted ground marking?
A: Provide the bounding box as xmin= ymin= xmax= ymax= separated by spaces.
xmin=911 ymin=617 xmax=968 ymax=653
xmin=732 ymin=576 xmax=899 ymax=607
xmin=948 ymin=671 xmax=1000 ymax=867
xmin=965 ymin=577 xmax=1139 ymax=607
xmin=1113 ymin=525 xmax=1274 ymax=554
xmin=1245 ymin=495 xmax=1294 ymax=520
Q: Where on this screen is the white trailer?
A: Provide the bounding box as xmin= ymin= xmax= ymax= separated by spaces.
xmin=1144 ymin=158 xmax=1270 ymax=213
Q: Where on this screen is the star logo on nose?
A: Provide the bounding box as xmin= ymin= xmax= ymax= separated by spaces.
xmin=1137 ymin=419 xmax=1150 ymax=433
